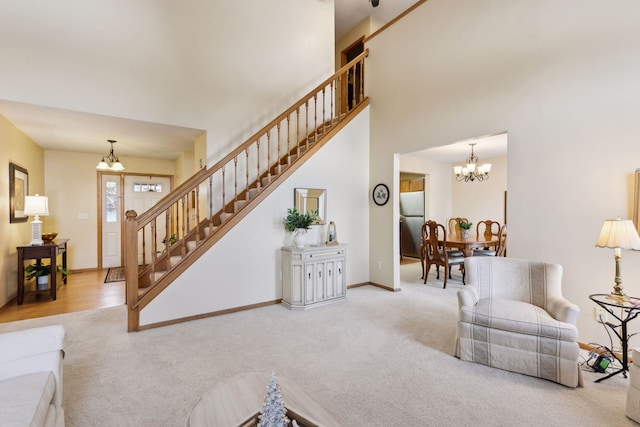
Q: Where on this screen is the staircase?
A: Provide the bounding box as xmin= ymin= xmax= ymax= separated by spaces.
xmin=124 ymin=50 xmax=369 ymax=331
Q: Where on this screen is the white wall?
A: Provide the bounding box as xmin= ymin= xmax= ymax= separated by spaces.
xmin=366 ymin=0 xmax=640 ymax=343
xmin=452 ymin=155 xmax=507 ymax=225
xmin=0 ymin=0 xmax=335 ymax=272
xmin=141 ymin=108 xmax=370 ymax=325
xmin=44 ymin=151 xmax=177 ymax=270
xmin=399 ymin=154 xmax=507 ymax=227
xmin=0 ymin=0 xmax=335 ymax=164
xmin=0 ymin=115 xmax=44 ymax=307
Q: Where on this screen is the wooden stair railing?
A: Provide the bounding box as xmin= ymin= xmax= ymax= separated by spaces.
xmin=125 ymin=50 xmax=369 ymax=331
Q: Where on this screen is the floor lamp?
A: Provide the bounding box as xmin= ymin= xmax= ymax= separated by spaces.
xmin=24 ymin=194 xmax=49 ymax=246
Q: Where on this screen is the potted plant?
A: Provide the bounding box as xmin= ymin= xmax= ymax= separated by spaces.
xmin=25 ymin=264 xmax=71 ymax=291
xmin=283 ymin=208 xmax=319 ymax=247
xmin=158 ymin=234 xmax=178 ymax=253
xmin=459 ymin=220 xmax=473 ymax=239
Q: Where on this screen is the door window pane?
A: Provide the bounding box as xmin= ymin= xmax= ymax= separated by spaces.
xmin=105 ymin=182 xmax=117 ymax=223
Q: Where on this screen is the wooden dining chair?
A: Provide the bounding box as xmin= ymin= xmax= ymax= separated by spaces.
xmin=448 ymin=217 xmax=469 ymax=237
xmin=419 ymin=221 xmax=429 ymax=279
xmin=423 ymin=220 xmax=465 ymax=288
xmin=446 ymin=217 xmax=468 ymax=257
xmin=496 ymin=224 xmax=507 ymax=257
xmin=473 ymin=220 xmax=501 ymax=256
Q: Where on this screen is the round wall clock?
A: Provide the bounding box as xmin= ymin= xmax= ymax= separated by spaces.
xmin=372 ymin=183 xmax=390 ymax=206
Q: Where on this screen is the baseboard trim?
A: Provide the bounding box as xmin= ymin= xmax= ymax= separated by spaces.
xmin=348 ymin=282 xmax=399 ymax=292
xmin=136 ymin=282 xmax=400 ymax=331
xmin=137 ymin=299 xmax=282 ymax=331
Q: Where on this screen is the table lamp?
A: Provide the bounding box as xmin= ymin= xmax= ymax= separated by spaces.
xmin=595 ymin=217 xmax=640 ymax=301
xmin=23 ymin=194 xmax=49 ymax=245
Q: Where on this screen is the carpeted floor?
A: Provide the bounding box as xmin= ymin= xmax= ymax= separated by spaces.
xmin=104 ymin=267 xmax=126 ymax=283
xmin=0 ymin=262 xmax=634 ymax=426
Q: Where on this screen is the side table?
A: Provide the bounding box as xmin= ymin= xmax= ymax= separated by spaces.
xmin=589 ymin=293 xmax=640 ymax=382
xmin=17 ymin=239 xmax=69 ymax=304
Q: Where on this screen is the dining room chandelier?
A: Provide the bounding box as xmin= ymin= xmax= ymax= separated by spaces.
xmin=453 ymin=143 xmax=491 ymax=182
xmin=96 ymin=139 xmax=125 ymax=171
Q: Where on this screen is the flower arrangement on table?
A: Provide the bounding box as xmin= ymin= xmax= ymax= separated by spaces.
xmin=283 ymin=208 xmax=318 ymax=231
xmin=283 ymin=208 xmax=319 ymax=248
xmin=459 ymin=220 xmax=473 ymax=238
xmin=459 ymin=220 xmax=473 ymax=231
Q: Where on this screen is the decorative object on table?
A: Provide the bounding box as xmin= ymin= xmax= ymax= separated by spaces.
xmin=283 ymin=208 xmax=318 ymax=248
xmin=294 ymin=188 xmax=326 ymax=225
xmin=453 ymin=142 xmax=491 ymax=182
xmin=326 ymin=221 xmax=338 ymax=245
xmin=372 ymin=183 xmax=389 ymax=206
xmin=257 ymin=372 xmax=289 ymax=427
xmin=9 ymin=162 xmax=29 ymax=223
xmin=459 ymin=220 xmax=473 ymax=239
xmin=595 ymin=217 xmax=640 ymax=302
xmin=96 ymin=139 xmax=125 ymax=171
xmin=24 ymin=194 xmax=49 ymax=245
xmin=25 ymin=263 xmax=71 ymax=291
xmin=42 ymin=232 xmax=58 ymax=242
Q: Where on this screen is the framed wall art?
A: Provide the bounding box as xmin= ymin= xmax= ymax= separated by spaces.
xmin=9 ymin=162 xmax=29 ymax=223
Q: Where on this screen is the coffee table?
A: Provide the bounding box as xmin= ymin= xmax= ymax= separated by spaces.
xmin=185 ymin=372 xmax=343 ymax=426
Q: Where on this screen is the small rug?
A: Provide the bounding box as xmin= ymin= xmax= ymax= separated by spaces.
xmin=104 ymin=267 xmax=126 ymax=283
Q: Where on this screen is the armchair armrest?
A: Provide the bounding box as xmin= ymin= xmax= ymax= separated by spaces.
xmin=0 ymin=325 xmax=65 ymax=410
xmin=457 ymin=286 xmax=479 ymax=309
xmin=0 ymin=325 xmax=65 ymax=365
xmin=546 ymin=296 xmax=580 ymax=325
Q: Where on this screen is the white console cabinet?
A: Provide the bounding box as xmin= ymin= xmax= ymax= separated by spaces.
xmin=282 ymin=244 xmax=346 ymax=310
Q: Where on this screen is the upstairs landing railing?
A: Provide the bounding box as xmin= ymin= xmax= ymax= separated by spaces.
xmin=125 ymin=50 xmax=369 ymax=331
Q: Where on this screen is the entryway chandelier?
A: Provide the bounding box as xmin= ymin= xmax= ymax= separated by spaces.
xmin=96 ymin=139 xmax=125 ymax=171
xmin=453 ymin=143 xmax=491 ymax=182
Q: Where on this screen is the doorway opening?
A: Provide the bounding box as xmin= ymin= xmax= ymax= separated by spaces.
xmin=340 ymin=37 xmax=364 ymax=112
xmin=97 ymin=172 xmax=174 ymax=270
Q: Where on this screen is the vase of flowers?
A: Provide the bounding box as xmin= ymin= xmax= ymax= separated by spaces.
xmin=283 ymin=208 xmax=319 ymax=248
xmin=459 ymin=220 xmax=473 ymax=239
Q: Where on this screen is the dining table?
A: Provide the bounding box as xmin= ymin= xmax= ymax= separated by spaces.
xmin=441 ymin=234 xmax=500 ymax=257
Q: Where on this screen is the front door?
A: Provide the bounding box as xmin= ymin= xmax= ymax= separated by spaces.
xmin=99 ymin=173 xmax=173 ymax=269
xmin=101 ymin=174 xmax=122 ymax=268
xmin=123 ymin=175 xmax=172 ymax=265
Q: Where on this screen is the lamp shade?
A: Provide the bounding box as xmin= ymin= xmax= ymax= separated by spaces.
xmin=23 ymin=194 xmax=49 ymax=217
xmin=595 ymin=218 xmax=640 ymax=250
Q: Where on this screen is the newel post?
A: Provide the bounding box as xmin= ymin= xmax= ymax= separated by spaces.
xmin=125 ymin=209 xmax=139 ymax=332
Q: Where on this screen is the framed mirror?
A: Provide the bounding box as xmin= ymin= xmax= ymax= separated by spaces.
xmin=294 ymin=188 xmax=326 ymax=225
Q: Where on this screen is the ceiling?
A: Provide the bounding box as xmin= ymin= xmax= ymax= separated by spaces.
xmin=0 ymin=1 xmax=421 ymax=161
xmin=0 ymin=99 xmax=203 ymax=161
xmin=408 ymin=133 xmax=508 ymax=163
xmin=335 ymin=0 xmax=417 ymax=40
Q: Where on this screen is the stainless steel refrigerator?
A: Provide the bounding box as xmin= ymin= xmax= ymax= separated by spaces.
xmin=400 ymin=191 xmax=425 ymax=259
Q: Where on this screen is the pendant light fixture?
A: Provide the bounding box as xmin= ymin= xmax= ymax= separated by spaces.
xmin=96 ymin=139 xmax=125 ymax=171
xmin=453 ymin=143 xmax=491 ymax=182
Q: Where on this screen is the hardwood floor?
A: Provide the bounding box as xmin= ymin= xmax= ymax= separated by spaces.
xmin=0 ymin=269 xmax=125 ymax=323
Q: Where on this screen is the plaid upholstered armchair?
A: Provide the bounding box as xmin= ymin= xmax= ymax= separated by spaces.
xmin=455 ymin=257 xmax=581 ymax=387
